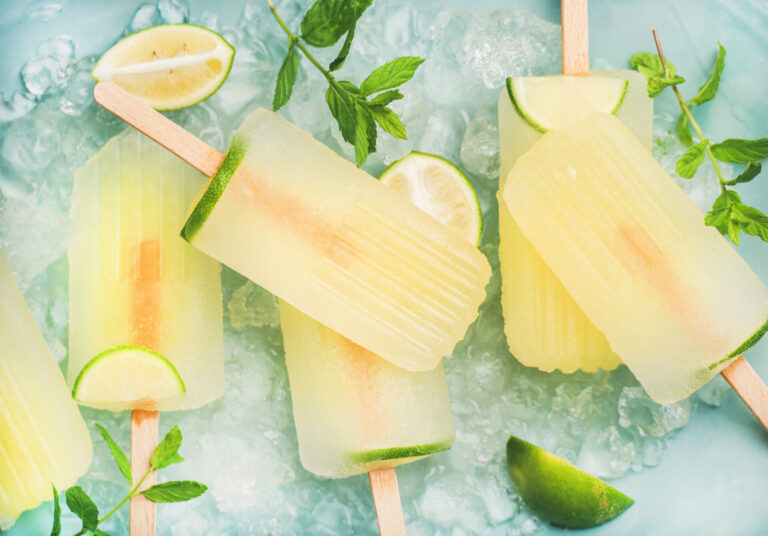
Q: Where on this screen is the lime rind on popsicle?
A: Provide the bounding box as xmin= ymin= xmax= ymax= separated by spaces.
xmin=349 ymin=440 xmax=453 ymax=465
xmin=507 ymin=75 xmax=628 ymax=133
xmin=72 ymin=345 xmax=186 ymax=411
xmin=92 ymin=24 xmax=235 ymax=110
xmin=709 ymin=314 xmax=768 ymax=370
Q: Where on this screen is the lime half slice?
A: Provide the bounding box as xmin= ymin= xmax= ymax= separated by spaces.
xmin=507 ymin=75 xmax=628 ymax=133
xmin=380 ymin=151 xmax=482 ymax=246
xmin=92 ymin=24 xmax=235 ymax=110
xmin=506 ymin=435 xmax=634 ymax=529
xmin=72 ymin=345 xmax=186 ymax=411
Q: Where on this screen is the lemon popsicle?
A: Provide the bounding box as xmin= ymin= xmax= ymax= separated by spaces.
xmin=182 ymin=109 xmax=491 ymax=372
xmin=0 ymin=251 xmax=92 ymax=529
xmin=68 ymin=129 xmax=224 ymax=411
xmin=498 ymin=71 xmax=652 ymax=372
xmin=503 ymin=112 xmax=768 ymax=404
xmin=280 ymin=301 xmax=455 ymax=478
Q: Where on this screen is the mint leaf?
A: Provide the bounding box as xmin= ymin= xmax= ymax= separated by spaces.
xmin=723 ymin=162 xmax=762 ymax=186
xmin=326 ymin=82 xmax=358 ymax=144
xmin=65 ymin=486 xmax=99 ymax=531
xmin=354 ymin=101 xmax=375 ymax=166
xmin=630 ymin=52 xmax=679 ymax=78
xmin=369 ymin=105 xmax=407 ymax=139
xmin=141 ymin=481 xmax=207 ymax=503
xmin=273 ymin=42 xmax=299 ymax=111
xmin=368 ymin=89 xmax=403 ymax=107
xmin=703 ymin=190 xmax=768 ymax=245
xmin=300 ymin=0 xmax=372 ymax=47
xmin=360 ymin=56 xmax=424 ymax=96
xmin=732 ymin=202 xmax=768 ymax=242
xmin=150 ymin=425 xmax=184 ymax=471
xmin=96 ymin=424 xmax=131 ymax=485
xmin=710 ymin=138 xmax=768 ymax=163
xmin=675 ymin=139 xmax=709 ymax=178
xmin=329 ymin=25 xmax=355 ymax=71
xmin=94 ymin=530 xmax=112 ymax=536
xmin=646 ymin=75 xmax=685 ymax=98
xmin=688 ymin=42 xmax=726 ymax=107
xmin=675 ymin=111 xmax=693 ymax=147
xmin=50 ymin=484 xmax=61 ymax=536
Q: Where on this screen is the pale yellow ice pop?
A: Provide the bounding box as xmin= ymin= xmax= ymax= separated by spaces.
xmin=503 ymin=112 xmax=768 ymax=403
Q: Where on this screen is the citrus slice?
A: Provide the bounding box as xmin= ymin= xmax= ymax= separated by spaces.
xmin=92 ymin=24 xmax=235 ymax=110
xmin=72 ymin=345 xmax=186 ymax=411
xmin=380 ymin=151 xmax=481 ymax=246
xmin=507 ymin=75 xmax=628 ymax=132
xmin=506 ymin=435 xmax=634 ymax=529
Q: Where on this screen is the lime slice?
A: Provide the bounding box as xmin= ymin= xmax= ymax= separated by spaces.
xmin=506 ymin=435 xmax=634 ymax=529
xmin=92 ymin=24 xmax=235 ymax=110
xmin=380 ymin=151 xmax=482 ymax=246
xmin=507 ymin=75 xmax=628 ymax=133
xmin=72 ymin=345 xmax=186 ymax=411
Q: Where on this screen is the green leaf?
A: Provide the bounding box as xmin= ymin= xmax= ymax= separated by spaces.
xmin=723 ymin=162 xmax=762 ymax=186
xmin=675 ymin=138 xmax=709 ymax=178
xmin=95 ymin=424 xmax=131 ymax=485
xmin=369 ymin=105 xmax=407 ymax=139
xmin=325 ymin=82 xmax=358 ymax=144
xmin=629 ymin=52 xmax=678 ymax=79
xmin=354 ymin=101 xmax=375 ymax=166
xmin=646 ymin=75 xmax=685 ymax=98
xmin=94 ymin=530 xmax=112 ymax=536
xmin=329 ymin=24 xmax=355 ymax=71
xmin=703 ymin=190 xmax=768 ymax=245
xmin=675 ymin=111 xmax=693 ymax=147
xmin=367 ymin=89 xmax=403 ymax=107
xmin=273 ymin=42 xmax=299 ymax=111
xmin=360 ymin=56 xmax=424 ymax=96
xmin=300 ymin=0 xmax=372 ymax=47
xmin=65 ymin=486 xmax=99 ymax=531
xmin=732 ymin=202 xmax=768 ymax=242
xmin=50 ymin=484 xmax=61 ymax=536
xmin=710 ymin=138 xmax=768 ymax=163
xmin=150 ymin=425 xmax=184 ymax=471
xmin=688 ymin=42 xmax=726 ymax=107
xmin=141 ymin=481 xmax=208 ymax=503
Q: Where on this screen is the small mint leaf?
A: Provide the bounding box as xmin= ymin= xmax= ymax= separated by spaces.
xmin=96 ymin=424 xmax=131 ymax=485
xmin=354 ymin=101 xmax=375 ymax=166
xmin=273 ymin=42 xmax=299 ymax=111
xmin=325 ymin=82 xmax=357 ymax=144
xmin=710 ymin=138 xmax=768 ymax=163
xmin=723 ymin=162 xmax=762 ymax=186
xmin=368 ymin=89 xmax=403 ymax=107
xmin=369 ymin=105 xmax=407 ymax=139
xmin=65 ymin=486 xmax=99 ymax=531
xmin=50 ymin=484 xmax=61 ymax=536
xmin=141 ymin=481 xmax=208 ymax=503
xmin=150 ymin=425 xmax=183 ymax=471
xmin=688 ymin=42 xmax=726 ymax=107
xmin=730 ymin=202 xmax=768 ymax=243
xmin=629 ymin=52 xmax=677 ymax=79
xmin=360 ymin=56 xmax=424 ymax=96
xmin=646 ymin=74 xmax=685 ymax=98
xmin=675 ymin=139 xmax=709 ymax=178
xmin=300 ymin=0 xmax=372 ymax=47
xmin=329 ymin=24 xmax=355 ymax=71
xmin=675 ymin=111 xmax=693 ymax=147
xmin=94 ymin=530 xmax=112 ymax=536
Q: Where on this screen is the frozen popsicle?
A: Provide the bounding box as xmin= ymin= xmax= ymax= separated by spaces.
xmin=498 ymin=70 xmax=652 ymax=373
xmin=503 ymin=112 xmax=768 ymax=404
xmin=0 ymin=250 xmax=93 ymax=529
xmin=180 ymin=109 xmax=491 ymax=372
xmin=280 ymin=301 xmax=455 ymax=478
xmin=68 ymin=128 xmax=224 ymax=411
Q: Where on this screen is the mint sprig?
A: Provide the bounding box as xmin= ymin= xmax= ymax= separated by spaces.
xmin=267 ymin=0 xmax=423 ymax=166
xmin=50 ymin=424 xmax=206 ymax=536
xmin=631 ymin=30 xmax=768 ymax=245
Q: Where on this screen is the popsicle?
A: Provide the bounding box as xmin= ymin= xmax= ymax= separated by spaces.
xmin=280 ymin=301 xmax=455 ymax=478
xmin=0 ymin=250 xmax=93 ymax=529
xmin=502 ymin=111 xmax=768 ymax=404
xmin=67 ymin=128 xmax=224 ymax=533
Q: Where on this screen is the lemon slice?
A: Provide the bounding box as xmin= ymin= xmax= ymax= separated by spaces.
xmin=506 ymin=435 xmax=634 ymax=529
xmin=380 ymin=151 xmax=481 ymax=246
xmin=92 ymin=24 xmax=235 ymax=110
xmin=507 ymin=75 xmax=628 ymax=132
xmin=72 ymin=345 xmax=186 ymax=411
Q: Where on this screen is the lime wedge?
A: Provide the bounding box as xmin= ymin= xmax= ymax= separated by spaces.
xmin=380 ymin=151 xmax=481 ymax=246
xmin=507 ymin=75 xmax=628 ymax=133
xmin=72 ymin=345 xmax=186 ymax=411
xmin=92 ymin=24 xmax=235 ymax=110
xmin=506 ymin=435 xmax=634 ymax=529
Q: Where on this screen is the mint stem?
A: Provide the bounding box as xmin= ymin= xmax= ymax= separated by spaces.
xmin=652 ymin=28 xmax=728 ymax=196
xmin=96 ymin=467 xmax=153 ymax=525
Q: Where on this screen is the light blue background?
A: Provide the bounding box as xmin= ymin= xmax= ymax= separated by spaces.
xmin=1 ymin=1 xmax=767 ymax=535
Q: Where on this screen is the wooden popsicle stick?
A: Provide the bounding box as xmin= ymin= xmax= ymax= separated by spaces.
xmin=369 ymin=467 xmax=407 ymax=536
xmin=721 ymin=356 xmax=768 ymax=431
xmin=561 ymin=0 xmax=589 ymax=75
xmin=130 ymin=410 xmax=159 ymax=536
xmin=93 ymin=82 xmax=223 ymax=178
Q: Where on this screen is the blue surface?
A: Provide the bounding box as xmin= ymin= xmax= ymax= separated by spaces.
xmin=2 ymin=0 xmax=768 ymax=534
